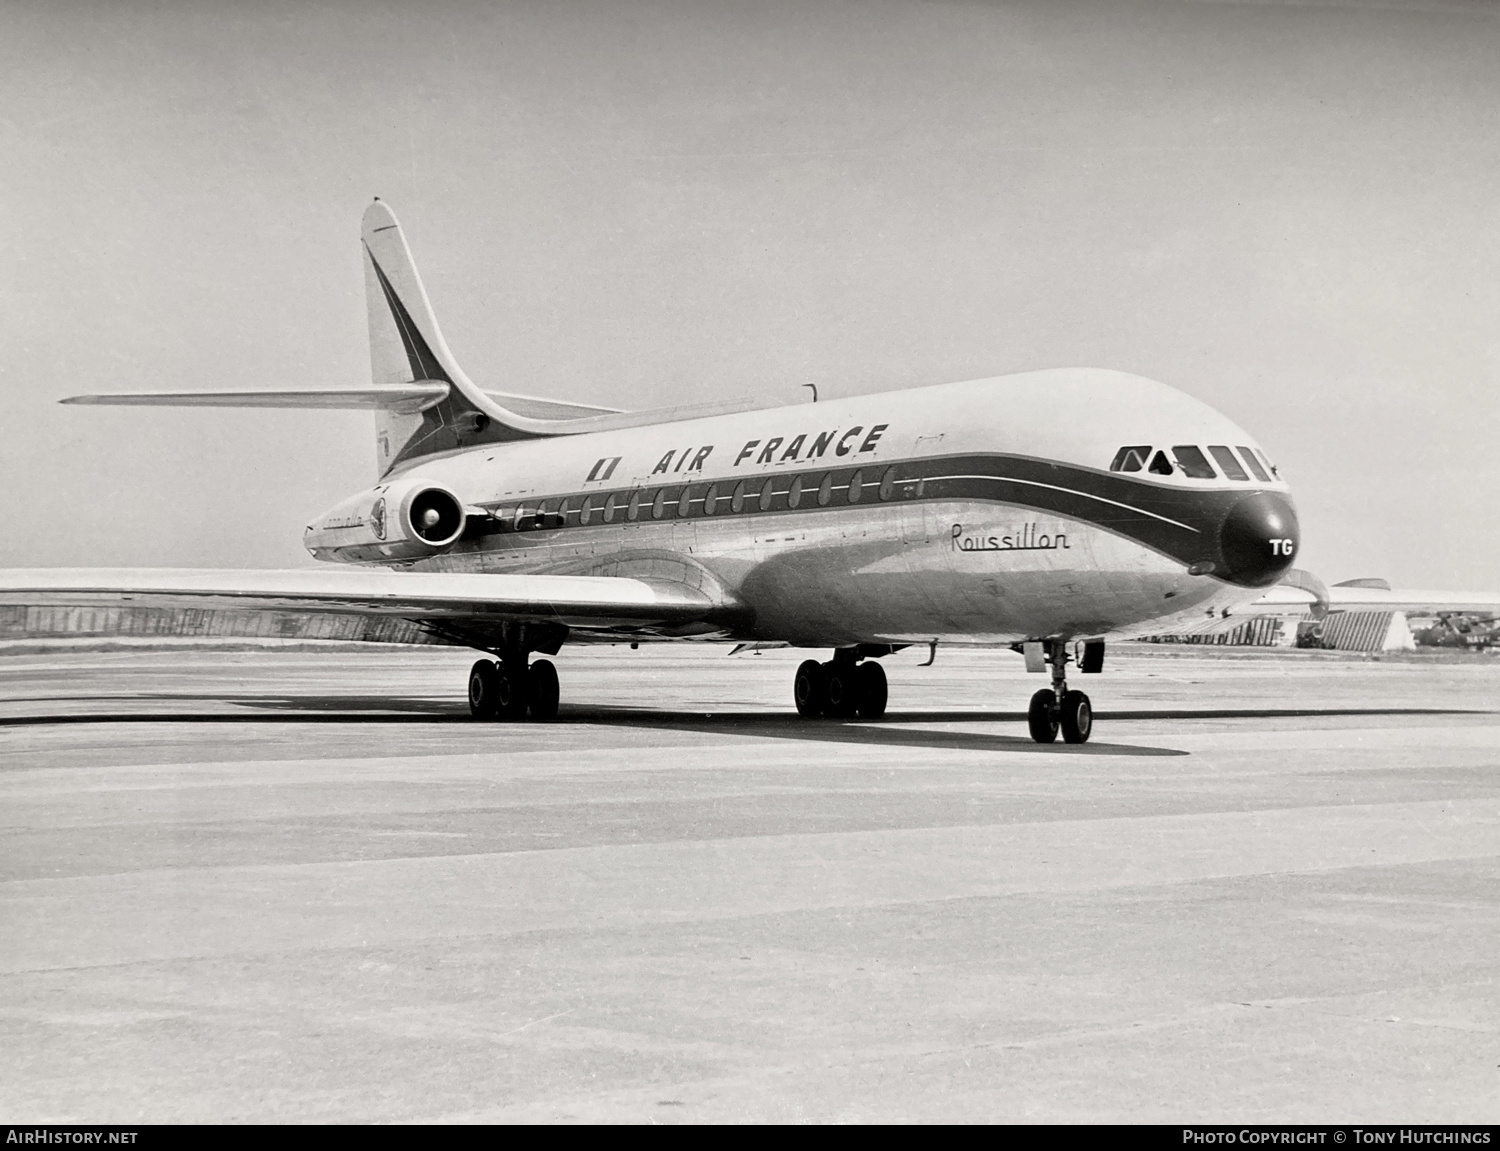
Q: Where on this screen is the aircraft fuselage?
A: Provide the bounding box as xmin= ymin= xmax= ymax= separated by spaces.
xmin=304 ymin=367 xmax=1300 ymax=648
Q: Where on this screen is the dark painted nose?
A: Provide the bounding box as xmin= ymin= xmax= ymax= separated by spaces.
xmin=1217 ymin=491 xmax=1299 ymax=587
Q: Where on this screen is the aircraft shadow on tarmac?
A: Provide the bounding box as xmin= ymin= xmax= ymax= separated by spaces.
xmin=3 ymin=694 xmax=1489 ymax=757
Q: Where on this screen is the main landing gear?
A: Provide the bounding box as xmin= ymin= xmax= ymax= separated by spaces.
xmin=1027 ymin=638 xmax=1092 ymax=744
xmin=468 ymin=655 xmax=560 ymax=721
xmin=794 ymin=649 xmax=888 ymax=719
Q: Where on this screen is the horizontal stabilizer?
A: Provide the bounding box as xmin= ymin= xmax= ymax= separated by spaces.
xmin=59 ymin=383 xmax=773 ymax=434
xmin=61 ymin=383 xmax=451 ymax=415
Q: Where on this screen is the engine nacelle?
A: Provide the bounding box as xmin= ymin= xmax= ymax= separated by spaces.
xmin=304 ymin=475 xmax=466 ymax=562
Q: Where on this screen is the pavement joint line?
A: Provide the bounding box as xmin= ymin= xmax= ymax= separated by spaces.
xmin=4 ymin=797 xmax=1499 ymax=976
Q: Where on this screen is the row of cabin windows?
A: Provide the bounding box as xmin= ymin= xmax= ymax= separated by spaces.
xmin=497 ymin=466 xmax=907 ymax=532
xmin=1109 ymin=443 xmax=1274 ymax=482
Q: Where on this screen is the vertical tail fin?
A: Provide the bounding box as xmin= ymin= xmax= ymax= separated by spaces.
xmin=362 ymin=200 xmax=546 ymax=474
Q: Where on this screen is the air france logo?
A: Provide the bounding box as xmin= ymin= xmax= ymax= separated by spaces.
xmin=584 ymin=457 xmax=622 ymax=483
xmin=584 ymin=423 xmax=891 ymax=484
xmin=726 ymin=424 xmax=887 ymax=468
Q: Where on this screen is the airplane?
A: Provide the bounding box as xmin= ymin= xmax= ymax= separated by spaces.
xmin=5 ymin=200 xmax=1498 ymax=743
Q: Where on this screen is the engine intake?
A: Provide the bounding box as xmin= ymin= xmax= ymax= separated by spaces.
xmin=305 ymin=476 xmax=466 ymax=562
xmin=408 ymin=487 xmax=464 ymax=545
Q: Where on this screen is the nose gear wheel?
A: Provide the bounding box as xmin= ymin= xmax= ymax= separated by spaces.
xmin=1027 ymin=688 xmax=1059 ymax=743
xmin=1026 ymin=640 xmax=1093 ymax=745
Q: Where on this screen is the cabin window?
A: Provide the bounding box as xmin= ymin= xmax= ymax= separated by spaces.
xmin=1207 ymin=445 xmax=1248 ymax=481
xmin=1110 ymin=445 xmax=1152 ymax=473
xmin=677 ymin=487 xmax=691 ymax=517
xmin=513 ymin=505 xmax=528 ymax=531
xmin=817 ymin=473 xmax=834 ymax=506
xmin=703 ymin=484 xmax=718 ymax=515
xmin=651 ymin=489 xmax=666 ymax=519
xmin=879 ymin=466 xmax=897 ymax=500
xmin=758 ymin=480 xmax=774 ymax=511
xmin=580 ymin=496 xmax=595 ymax=525
xmin=788 ymin=476 xmax=803 ymax=509
xmin=731 ymin=480 xmax=748 ymax=513
xmin=558 ymin=498 xmax=572 ymax=524
xmin=1237 ymin=447 xmax=1270 ymax=482
xmin=848 ymin=470 xmax=864 ymax=504
xmin=627 ymin=491 xmax=642 ymax=521
xmin=603 ymin=494 xmax=617 ymax=523
xmin=1171 ymin=445 xmax=1216 ymax=479
xmin=1148 ymin=451 xmax=1174 ymax=476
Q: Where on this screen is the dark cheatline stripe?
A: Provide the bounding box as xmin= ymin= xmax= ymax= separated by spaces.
xmin=916 ymin=454 xmax=1219 ymax=563
xmin=462 ymin=451 xmax=1265 ymax=575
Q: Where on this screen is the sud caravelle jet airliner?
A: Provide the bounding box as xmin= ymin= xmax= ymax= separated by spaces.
xmin=8 ymin=202 xmax=1494 ymax=743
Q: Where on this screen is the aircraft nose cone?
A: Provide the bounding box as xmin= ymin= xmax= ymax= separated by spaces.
xmin=1217 ymin=491 xmax=1299 ymax=587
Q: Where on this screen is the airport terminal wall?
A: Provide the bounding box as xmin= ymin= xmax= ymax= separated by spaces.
xmin=1145 ymin=610 xmax=1428 ymax=653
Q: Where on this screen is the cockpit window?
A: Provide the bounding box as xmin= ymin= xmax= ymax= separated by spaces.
xmin=1148 ymin=450 xmax=1174 ymax=476
xmin=1207 ymin=445 xmax=1248 ymax=481
xmin=1109 ymin=445 xmax=1152 ymax=473
xmin=1237 ymin=446 xmax=1270 ymax=482
xmin=1255 ymin=448 xmax=1278 ymax=478
xmin=1171 ymin=445 xmax=1217 ymax=479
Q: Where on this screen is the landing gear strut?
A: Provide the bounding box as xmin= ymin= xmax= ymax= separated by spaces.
xmin=1027 ymin=639 xmax=1091 ymax=744
xmin=468 ymin=654 xmax=560 ymax=721
xmin=794 ymin=648 xmax=887 ymax=719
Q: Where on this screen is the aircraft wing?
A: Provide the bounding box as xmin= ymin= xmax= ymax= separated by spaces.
xmin=1244 ymin=584 xmax=1500 ymax=619
xmin=0 ymin=568 xmax=742 ymax=648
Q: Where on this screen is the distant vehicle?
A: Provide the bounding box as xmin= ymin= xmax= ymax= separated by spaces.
xmin=5 ymin=202 xmax=1498 ymax=742
xmin=1413 ymin=615 xmax=1499 ymax=650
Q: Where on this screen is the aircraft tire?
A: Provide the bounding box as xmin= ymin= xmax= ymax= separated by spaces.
xmin=794 ymin=659 xmax=826 ymax=717
xmin=1027 ymin=688 xmax=1059 ymax=743
xmin=823 ymin=661 xmax=860 ymax=719
xmin=494 ymin=663 xmax=530 ymax=721
xmin=1059 ymin=690 xmax=1092 ymax=744
xmin=468 ymin=659 xmax=501 ymax=719
xmin=528 ymin=659 xmax=560 ymax=721
xmin=855 ymin=661 xmax=887 ymax=719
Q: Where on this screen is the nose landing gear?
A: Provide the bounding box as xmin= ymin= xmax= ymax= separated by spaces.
xmin=794 ymin=650 xmax=888 ymax=719
xmin=1027 ymin=639 xmax=1092 ymax=744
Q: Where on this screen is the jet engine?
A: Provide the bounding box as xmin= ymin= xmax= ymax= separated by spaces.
xmin=304 ymin=475 xmax=467 ymax=562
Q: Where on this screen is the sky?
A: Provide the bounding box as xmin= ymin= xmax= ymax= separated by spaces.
xmin=2 ymin=0 xmax=1498 ymax=589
